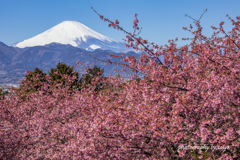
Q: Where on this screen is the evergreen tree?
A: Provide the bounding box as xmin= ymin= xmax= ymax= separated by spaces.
xmin=80 ymin=65 xmax=105 ymax=93
xmin=0 ymin=88 xmax=9 ymax=99
xmin=48 ymin=62 xmax=81 ymax=91
xmin=18 ymin=67 xmax=48 ymax=95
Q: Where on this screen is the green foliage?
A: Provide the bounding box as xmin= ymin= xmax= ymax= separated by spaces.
xmin=18 ymin=67 xmax=48 ymax=96
xmin=48 ymin=62 xmax=81 ymax=91
xmin=18 ymin=63 xmax=81 ymax=100
xmin=80 ymin=65 xmax=105 ymax=93
xmin=0 ymin=88 xmax=9 ymax=99
xmin=26 ymin=67 xmax=48 ymax=85
xmin=17 ymin=63 xmax=106 ymax=98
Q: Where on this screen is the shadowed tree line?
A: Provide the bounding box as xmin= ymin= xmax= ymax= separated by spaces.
xmin=13 ymin=62 xmax=109 ymax=99
xmin=0 ymin=61 xmax=143 ymax=100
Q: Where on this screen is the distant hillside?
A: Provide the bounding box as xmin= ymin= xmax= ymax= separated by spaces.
xmin=0 ymin=42 xmax=141 ymax=86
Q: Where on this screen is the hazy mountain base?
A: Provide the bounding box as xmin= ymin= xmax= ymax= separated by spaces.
xmin=0 ymin=42 xmax=141 ymax=86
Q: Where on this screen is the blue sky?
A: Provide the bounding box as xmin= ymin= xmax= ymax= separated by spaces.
xmin=0 ymin=0 xmax=239 ymax=48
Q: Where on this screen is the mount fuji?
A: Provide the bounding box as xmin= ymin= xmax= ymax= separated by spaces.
xmin=12 ymin=21 xmax=135 ymax=53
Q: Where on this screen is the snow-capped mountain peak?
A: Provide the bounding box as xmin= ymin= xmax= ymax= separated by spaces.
xmin=12 ymin=20 xmax=135 ymax=53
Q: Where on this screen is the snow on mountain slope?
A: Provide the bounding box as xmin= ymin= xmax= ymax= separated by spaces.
xmin=13 ymin=21 xmax=135 ymax=53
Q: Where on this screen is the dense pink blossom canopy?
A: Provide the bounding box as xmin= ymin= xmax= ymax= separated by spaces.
xmin=0 ymin=8 xmax=239 ymax=159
